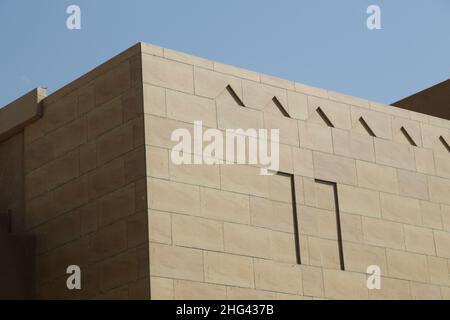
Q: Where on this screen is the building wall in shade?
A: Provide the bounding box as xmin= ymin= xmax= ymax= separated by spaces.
xmin=0 ymin=43 xmax=449 ymax=299
xmin=393 ymin=79 xmax=450 ymax=122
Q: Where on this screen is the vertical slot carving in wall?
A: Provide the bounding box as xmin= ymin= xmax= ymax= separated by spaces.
xmin=275 ymin=171 xmax=301 ymax=264
xmin=314 ymin=179 xmax=345 ymax=271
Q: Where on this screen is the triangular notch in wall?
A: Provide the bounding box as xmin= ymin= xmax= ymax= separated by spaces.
xmin=358 ymin=117 xmax=376 ymax=137
xmin=269 ymin=96 xmax=291 ymax=118
xmin=400 ymin=127 xmax=417 ymax=146
xmin=316 ymin=107 xmax=334 ymax=128
xmin=225 ymin=85 xmax=245 ymax=107
xmin=439 ymin=136 xmax=450 ymax=153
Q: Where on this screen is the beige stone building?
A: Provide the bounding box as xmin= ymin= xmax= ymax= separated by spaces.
xmin=0 ymin=43 xmax=449 ymax=300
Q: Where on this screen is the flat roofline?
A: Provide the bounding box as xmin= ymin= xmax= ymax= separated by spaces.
xmin=0 ymin=88 xmax=47 ymax=142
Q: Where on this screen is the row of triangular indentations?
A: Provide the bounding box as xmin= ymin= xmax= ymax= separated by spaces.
xmin=219 ymin=86 xmax=450 ymax=152
xmin=219 ymin=84 xmax=291 ymax=118
xmin=313 ymin=108 xmax=450 ymax=151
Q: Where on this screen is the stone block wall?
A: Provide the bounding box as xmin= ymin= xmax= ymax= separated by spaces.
xmin=1 ymin=42 xmax=449 ymax=299
xmin=22 ymin=44 xmax=149 ymax=299
xmin=139 ymin=43 xmax=450 ymax=300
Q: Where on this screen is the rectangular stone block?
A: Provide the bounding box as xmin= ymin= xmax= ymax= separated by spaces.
xmin=226 ymin=287 xmax=276 ymax=300
xmin=254 ymin=259 xmax=302 ymax=295
xmin=48 ymin=117 xmax=87 ymax=158
xmin=332 ymin=129 xmax=375 ymax=162
xmin=338 ymin=185 xmax=381 ymax=218
xmin=300 ymin=265 xmax=324 ymax=297
xmin=169 ymin=162 xmax=220 ymax=189
xmin=150 ymin=243 xmax=203 ymax=281
xmin=242 ymin=80 xmax=287 ymax=111
xmin=369 ymin=277 xmax=411 ymax=300
xmin=42 ymin=92 xmax=78 ymax=133
xmin=263 ymin=113 xmax=299 ymax=146
xmin=204 ymin=251 xmax=254 ymax=288
xmin=24 ymin=137 xmax=54 ymax=173
xmin=149 ymin=210 xmax=172 ymax=244
xmin=356 ymin=160 xmax=398 ymax=194
xmin=343 ymin=242 xmax=387 ymax=273
xmin=292 ymin=148 xmax=314 ymax=177
xmin=313 ymin=152 xmax=357 ymax=185
xmin=79 ymin=142 xmax=97 ymax=174
xmin=148 ymin=178 xmax=200 ymax=215
xmin=143 ymin=84 xmax=166 ymax=117
xmin=386 ymin=249 xmax=428 ymax=282
xmin=250 ymin=197 xmax=294 ymax=233
xmin=323 ymin=269 xmax=368 ymax=299
xmin=166 ymin=90 xmax=216 ymax=128
xmin=299 ymin=206 xmax=338 ymax=240
xmin=98 ymin=184 xmax=135 ymax=227
xmin=88 ymin=158 xmax=125 ymax=200
xmin=174 ymin=280 xmax=226 ymax=300
xmin=443 ymin=205 xmax=450 ymax=231
xmin=172 ymin=214 xmax=223 ymax=251
xmin=223 ymin=223 xmax=271 ymax=258
xmin=380 ymin=193 xmax=421 ymax=225
xmin=340 ymin=213 xmax=363 ymax=243
xmin=44 ymin=210 xmax=81 ymax=251
xmin=351 ymin=106 xmax=392 ymax=140
xmin=146 ymin=146 xmax=169 ymax=179
xmin=269 ymin=230 xmax=297 ymax=263
xmin=308 ymin=237 xmax=341 ymax=270
xmin=122 ymin=86 xmax=143 ymax=122
xmin=200 ymin=187 xmax=250 ymax=224
xmin=220 ymin=165 xmax=269 ymax=197
xmin=217 ymin=103 xmax=263 ymax=130
xmin=414 ymin=147 xmax=436 ymax=175
xmin=53 ymin=176 xmax=88 ymax=215
xmin=299 ymin=121 xmax=333 ymax=153
xmin=99 ymin=250 xmax=139 ymax=292
xmin=411 ymin=282 xmax=442 ymax=300
xmin=374 ymin=139 xmax=415 ymax=170
xmin=429 ymin=176 xmax=450 ymax=205
xmin=89 ymin=221 xmax=127 ymax=262
xmin=397 ymin=169 xmax=429 ymax=200
xmin=150 ymin=277 xmax=174 ymax=300
xmin=144 ymin=114 xmax=192 ymax=149
xmin=362 ymin=217 xmax=404 ymax=250
xmin=287 ymin=91 xmax=308 ymax=120
xmin=428 ymin=256 xmax=450 ymax=286
xmin=164 ymin=48 xmax=214 ymax=69
xmin=124 ymin=146 xmax=146 ymax=183
xmin=295 ymin=82 xmax=328 ymax=98
xmin=95 ymin=61 xmax=131 ymax=106
xmin=87 ymin=97 xmax=123 ymax=140
xmin=46 ymin=150 xmax=79 ymax=191
xmin=420 ymin=201 xmax=443 ymax=230
xmin=404 ymin=225 xmax=436 ymax=255
xmin=434 ymin=230 xmax=450 ymax=258
xmin=214 ymin=62 xmax=260 ymax=82
xmin=308 ymin=96 xmax=351 ymax=129
xmin=194 ymin=67 xmax=242 ymax=99
xmin=96 ymin=124 xmax=134 ymax=165
xmin=142 ymin=54 xmax=194 ymax=94
xmin=302 ymin=178 xmax=335 ymax=210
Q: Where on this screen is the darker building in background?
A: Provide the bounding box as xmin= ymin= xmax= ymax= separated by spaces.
xmin=393 ymin=79 xmax=450 ymax=121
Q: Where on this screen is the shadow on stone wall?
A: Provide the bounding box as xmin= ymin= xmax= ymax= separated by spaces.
xmin=0 ymin=212 xmax=35 ymax=299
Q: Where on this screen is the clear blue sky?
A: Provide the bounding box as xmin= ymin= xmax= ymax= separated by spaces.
xmin=1 ymin=0 xmax=449 ymax=108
